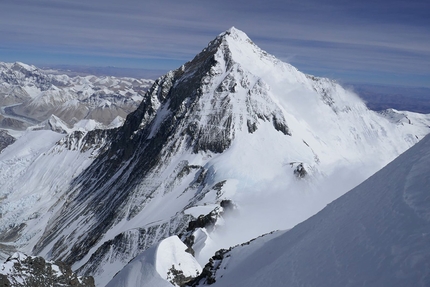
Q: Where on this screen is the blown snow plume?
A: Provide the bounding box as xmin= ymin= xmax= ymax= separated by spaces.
xmin=0 ymin=27 xmax=429 ymax=286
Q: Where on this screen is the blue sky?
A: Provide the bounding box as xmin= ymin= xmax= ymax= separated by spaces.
xmin=1 ymin=0 xmax=429 ymax=87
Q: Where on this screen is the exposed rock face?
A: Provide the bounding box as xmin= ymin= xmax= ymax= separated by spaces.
xmin=0 ymin=130 xmax=15 ymax=153
xmin=0 ymin=253 xmax=94 ymax=287
xmin=0 ymin=117 xmax=28 ymax=131
xmin=186 ymin=249 xmax=230 ymax=286
xmin=293 ymin=163 xmax=307 ymax=178
xmin=168 ymin=264 xmax=196 ymax=286
xmin=56 ymin=128 xmax=114 ymax=154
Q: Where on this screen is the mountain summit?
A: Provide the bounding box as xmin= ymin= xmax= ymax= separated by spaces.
xmin=0 ymin=28 xmax=429 ymax=286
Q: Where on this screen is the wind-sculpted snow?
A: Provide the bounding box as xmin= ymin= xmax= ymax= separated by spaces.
xmin=192 ymin=134 xmax=430 ymax=287
xmin=1 ymin=27 xmax=430 ymax=286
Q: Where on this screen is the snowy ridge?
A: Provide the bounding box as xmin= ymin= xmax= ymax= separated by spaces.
xmin=105 ymin=236 xmax=201 ymax=287
xmin=191 ymin=133 xmax=430 ymax=287
xmin=0 ymin=28 xmax=429 ymax=286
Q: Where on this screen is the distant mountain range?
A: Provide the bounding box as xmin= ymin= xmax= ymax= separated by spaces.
xmin=0 ymin=62 xmax=153 ymax=130
xmin=42 ymin=64 xmax=167 ymax=80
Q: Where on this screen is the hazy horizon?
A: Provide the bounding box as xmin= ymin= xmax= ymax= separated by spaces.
xmin=1 ymin=0 xmax=429 ymax=88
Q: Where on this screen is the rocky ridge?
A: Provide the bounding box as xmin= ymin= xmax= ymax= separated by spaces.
xmin=0 ymin=252 xmax=94 ymax=287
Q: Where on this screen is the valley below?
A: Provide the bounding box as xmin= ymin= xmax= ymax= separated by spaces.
xmin=1 ymin=103 xmax=39 ymax=126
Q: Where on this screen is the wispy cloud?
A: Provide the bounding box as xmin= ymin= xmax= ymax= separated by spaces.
xmin=0 ymin=0 xmax=429 ymax=86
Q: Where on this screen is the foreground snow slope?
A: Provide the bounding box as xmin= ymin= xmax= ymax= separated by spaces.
xmin=194 ymin=133 xmax=430 ymax=287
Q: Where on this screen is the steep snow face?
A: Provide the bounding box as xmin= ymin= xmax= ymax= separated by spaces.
xmin=105 ymin=236 xmax=201 ymax=287
xmin=1 ymin=28 xmax=430 ymax=286
xmin=0 ymin=62 xmax=153 ymax=128
xmin=193 ymin=133 xmax=430 ymax=287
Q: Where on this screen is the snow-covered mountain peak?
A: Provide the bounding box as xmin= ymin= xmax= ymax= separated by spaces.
xmin=211 ymin=27 xmax=298 ymax=81
xmin=1 ymin=29 xmax=430 ymax=286
xmin=217 ymin=27 xmax=262 ymax=48
xmin=219 ymin=27 xmax=255 ymax=48
xmin=11 ymin=62 xmax=38 ymax=73
xmin=223 ymin=26 xmax=246 ymax=37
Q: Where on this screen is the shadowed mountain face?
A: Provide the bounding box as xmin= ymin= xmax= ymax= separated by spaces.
xmin=1 ymin=28 xmax=429 ymax=286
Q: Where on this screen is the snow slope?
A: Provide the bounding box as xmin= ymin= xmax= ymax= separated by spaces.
xmin=193 ymin=133 xmax=430 ymax=287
